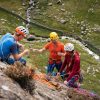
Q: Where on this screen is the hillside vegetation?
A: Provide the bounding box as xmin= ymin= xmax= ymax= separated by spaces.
xmin=0 ymin=0 xmax=100 ymax=48
xmin=32 ymin=0 xmax=100 ymax=48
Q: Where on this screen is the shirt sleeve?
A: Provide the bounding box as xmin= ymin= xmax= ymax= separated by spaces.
xmin=10 ymin=43 xmax=18 ymax=54
xmin=67 ymin=59 xmax=80 ymax=81
xmin=44 ymin=42 xmax=50 ymax=50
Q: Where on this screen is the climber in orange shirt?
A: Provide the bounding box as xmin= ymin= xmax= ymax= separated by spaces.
xmin=33 ymin=32 xmax=65 ymax=77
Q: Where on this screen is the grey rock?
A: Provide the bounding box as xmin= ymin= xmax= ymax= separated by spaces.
xmin=0 ymin=69 xmax=34 ymax=100
xmin=60 ymin=19 xmax=67 ymax=24
xmin=48 ymin=3 xmax=52 ymax=6
xmin=61 ymin=8 xmax=66 ymax=12
xmin=27 ymin=35 xmax=36 ymax=41
xmin=0 ymin=62 xmax=99 ymax=100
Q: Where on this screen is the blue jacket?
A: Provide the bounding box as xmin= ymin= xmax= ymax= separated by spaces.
xmin=0 ymin=33 xmax=18 ymax=60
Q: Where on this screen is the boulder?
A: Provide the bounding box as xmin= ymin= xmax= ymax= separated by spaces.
xmin=27 ymin=35 xmax=36 ymax=41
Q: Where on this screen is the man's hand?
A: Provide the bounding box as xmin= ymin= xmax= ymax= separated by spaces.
xmin=20 ymin=45 xmax=25 ymax=51
xmin=64 ymin=80 xmax=68 ymax=85
xmin=17 ymin=42 xmax=25 ymax=51
xmin=32 ymin=48 xmax=45 ymax=53
xmin=19 ymin=44 xmax=24 ymax=48
xmin=38 ymin=49 xmax=43 ymax=53
xmin=57 ymin=72 xmax=60 ymax=76
xmin=57 ymin=52 xmax=65 ymax=56
xmin=23 ymin=49 xmax=29 ymax=55
xmin=13 ymin=49 xmax=29 ymax=60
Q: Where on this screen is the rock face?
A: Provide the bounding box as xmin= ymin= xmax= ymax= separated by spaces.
xmin=0 ymin=62 xmax=100 ymax=100
xmin=0 ymin=70 xmax=34 ymax=100
xmin=33 ymin=73 xmax=100 ymax=100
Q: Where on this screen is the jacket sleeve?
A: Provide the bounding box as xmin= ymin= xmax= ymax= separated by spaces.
xmin=10 ymin=43 xmax=18 ymax=54
xmin=59 ymin=56 xmax=67 ymax=72
xmin=67 ymin=59 xmax=80 ymax=81
xmin=61 ymin=44 xmax=65 ymax=53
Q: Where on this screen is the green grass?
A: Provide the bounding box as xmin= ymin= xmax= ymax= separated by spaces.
xmin=0 ymin=0 xmax=27 ymax=17
xmin=33 ymin=0 xmax=100 ymax=48
xmin=0 ymin=9 xmax=51 ymax=36
xmin=0 ymin=9 xmax=25 ymax=34
xmin=29 ymin=25 xmax=51 ymax=36
xmin=0 ymin=0 xmax=100 ymax=48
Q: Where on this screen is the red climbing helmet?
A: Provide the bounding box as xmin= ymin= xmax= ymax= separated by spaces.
xmin=15 ymin=26 xmax=29 ymax=37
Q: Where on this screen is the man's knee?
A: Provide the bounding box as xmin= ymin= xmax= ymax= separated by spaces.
xmin=6 ymin=58 xmax=15 ymax=65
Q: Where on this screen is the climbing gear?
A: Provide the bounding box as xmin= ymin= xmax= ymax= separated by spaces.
xmin=15 ymin=26 xmax=29 ymax=37
xmin=49 ymin=32 xmax=59 ymax=40
xmin=49 ymin=58 xmax=61 ymax=64
xmin=47 ymin=60 xmax=62 ymax=75
xmin=59 ymin=71 xmax=69 ymax=80
xmin=64 ymin=43 xmax=74 ymax=51
xmin=67 ymin=75 xmax=79 ymax=88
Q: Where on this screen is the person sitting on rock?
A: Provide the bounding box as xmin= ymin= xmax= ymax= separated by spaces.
xmin=0 ymin=26 xmax=29 ymax=65
xmin=57 ymin=43 xmax=81 ymax=88
xmin=32 ymin=32 xmax=65 ymax=78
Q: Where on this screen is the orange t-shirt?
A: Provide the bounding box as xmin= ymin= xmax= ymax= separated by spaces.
xmin=44 ymin=41 xmax=64 ymax=61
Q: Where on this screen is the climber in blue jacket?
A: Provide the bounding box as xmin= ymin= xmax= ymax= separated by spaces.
xmin=0 ymin=26 xmax=29 ymax=65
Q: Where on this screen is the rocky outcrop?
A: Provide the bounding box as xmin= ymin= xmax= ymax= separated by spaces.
xmin=0 ymin=62 xmax=100 ymax=100
xmin=33 ymin=73 xmax=100 ymax=100
xmin=0 ymin=62 xmax=35 ymax=100
xmin=0 ymin=71 xmax=34 ymax=100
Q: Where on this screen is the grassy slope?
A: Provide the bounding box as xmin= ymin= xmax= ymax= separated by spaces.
xmin=0 ymin=0 xmax=100 ymax=48
xmin=0 ymin=0 xmax=26 ymax=16
xmin=0 ymin=0 xmax=26 ymax=34
xmin=0 ymin=10 xmax=27 ymax=34
xmin=32 ymin=0 xmax=100 ymax=48
xmin=0 ymin=0 xmax=100 ymax=95
xmin=0 ymin=9 xmax=51 ymax=36
xmin=0 ymin=0 xmax=51 ymax=36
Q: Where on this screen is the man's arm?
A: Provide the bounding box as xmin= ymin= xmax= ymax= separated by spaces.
xmin=57 ymin=52 xmax=66 ymax=56
xmin=12 ymin=49 xmax=29 ymax=60
xmin=59 ymin=57 xmax=67 ymax=72
xmin=57 ymin=44 xmax=65 ymax=56
xmin=57 ymin=58 xmax=67 ymax=76
xmin=17 ymin=41 xmax=24 ymax=51
xmin=67 ymin=59 xmax=80 ymax=81
xmin=32 ymin=47 xmax=46 ymax=53
xmin=10 ymin=43 xmax=29 ymax=60
xmin=32 ymin=42 xmax=50 ymax=53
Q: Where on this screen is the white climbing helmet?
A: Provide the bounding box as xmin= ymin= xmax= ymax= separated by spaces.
xmin=15 ymin=26 xmax=29 ymax=37
xmin=64 ymin=43 xmax=74 ymax=51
